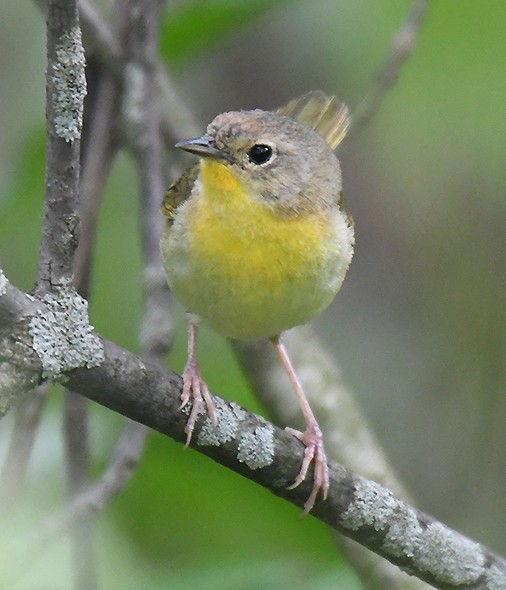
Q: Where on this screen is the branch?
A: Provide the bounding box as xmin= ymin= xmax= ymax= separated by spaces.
xmin=0 ymin=273 xmax=42 ymax=415
xmin=78 ymin=0 xmax=200 ymax=147
xmin=1 ymin=279 xmax=505 ymax=590
xmin=37 ymin=0 xmax=86 ymax=291
xmin=26 ymin=418 xmax=147 ymax=546
xmin=119 ymin=0 xmax=173 ymax=361
xmin=235 ymin=330 xmax=427 ymax=590
xmin=352 ymin=0 xmax=428 ymax=130
xmin=63 ymin=388 xmax=98 ymax=590
xmin=38 ymin=3 xmax=98 ymax=587
xmin=0 ymin=385 xmax=48 ymax=507
xmin=41 ymin=0 xmax=170 ymax=542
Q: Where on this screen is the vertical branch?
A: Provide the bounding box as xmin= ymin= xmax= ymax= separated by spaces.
xmin=122 ymin=0 xmax=165 ymax=251
xmin=37 ymin=0 xmax=86 ymax=292
xmin=0 ymin=386 xmax=49 ymax=507
xmin=38 ymin=2 xmax=92 ymax=588
xmin=22 ymin=0 xmax=172 ymax=550
xmin=121 ymin=0 xmax=172 ymax=362
xmin=63 ymin=390 xmax=98 ymax=590
xmin=74 ymin=72 xmax=119 ymax=293
xmin=29 ymin=0 xmax=171 ymax=552
xmin=62 ymin=9 xmax=124 ymax=590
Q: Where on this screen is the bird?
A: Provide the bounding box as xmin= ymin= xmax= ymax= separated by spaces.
xmin=160 ymin=91 xmax=354 ymax=514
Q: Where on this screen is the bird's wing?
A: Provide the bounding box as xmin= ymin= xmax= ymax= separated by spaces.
xmin=160 ymin=163 xmax=199 ymax=224
xmin=277 ymin=90 xmax=350 ymax=150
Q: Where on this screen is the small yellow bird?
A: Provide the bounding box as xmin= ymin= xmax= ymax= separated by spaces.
xmin=160 ymin=91 xmax=354 ymax=513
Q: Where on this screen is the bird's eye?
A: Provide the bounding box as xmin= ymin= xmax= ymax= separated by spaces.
xmin=248 ymin=144 xmax=273 ymax=165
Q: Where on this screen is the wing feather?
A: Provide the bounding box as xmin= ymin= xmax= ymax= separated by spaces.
xmin=160 ymin=164 xmax=199 ymax=224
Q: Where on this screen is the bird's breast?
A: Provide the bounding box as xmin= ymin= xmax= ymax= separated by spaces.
xmin=163 ymin=160 xmax=353 ymax=339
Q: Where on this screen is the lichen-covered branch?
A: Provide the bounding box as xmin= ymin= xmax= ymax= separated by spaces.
xmin=37 ymin=0 xmax=86 ymax=291
xmin=34 ymin=0 xmax=172 ymax=547
xmin=0 ymin=271 xmax=42 ymax=415
xmin=1 ymin=279 xmax=505 ymax=590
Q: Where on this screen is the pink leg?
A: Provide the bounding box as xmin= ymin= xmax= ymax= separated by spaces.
xmin=180 ymin=319 xmax=217 ymax=447
xmin=271 ymin=335 xmax=329 ymax=515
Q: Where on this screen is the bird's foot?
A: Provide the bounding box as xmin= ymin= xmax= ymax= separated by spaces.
xmin=179 ymin=356 xmax=217 ymax=447
xmin=285 ymin=421 xmax=329 ymax=516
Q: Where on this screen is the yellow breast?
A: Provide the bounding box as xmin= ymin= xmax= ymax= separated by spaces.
xmin=162 ymin=160 xmax=352 ymax=339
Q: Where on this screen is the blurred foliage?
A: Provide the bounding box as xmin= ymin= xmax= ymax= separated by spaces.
xmin=160 ymin=0 xmax=295 ymax=69
xmin=1 ymin=0 xmax=506 ymax=587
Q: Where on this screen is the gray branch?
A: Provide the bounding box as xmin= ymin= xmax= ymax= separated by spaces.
xmin=39 ymin=0 xmax=171 ymax=546
xmin=0 ymin=385 xmax=48 ymax=507
xmin=37 ymin=0 xmax=86 ymax=292
xmin=1 ymin=279 xmax=505 ymax=590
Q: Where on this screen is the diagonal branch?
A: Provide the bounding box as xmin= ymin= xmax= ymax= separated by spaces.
xmin=352 ymin=0 xmax=428 ymax=131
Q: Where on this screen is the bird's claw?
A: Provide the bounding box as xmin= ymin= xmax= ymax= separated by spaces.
xmin=286 ymin=423 xmax=329 ymax=516
xmin=180 ymin=356 xmax=217 ymax=447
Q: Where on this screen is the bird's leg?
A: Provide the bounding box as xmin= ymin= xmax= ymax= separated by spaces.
xmin=271 ymin=335 xmax=329 ymax=515
xmin=180 ymin=318 xmax=218 ymax=447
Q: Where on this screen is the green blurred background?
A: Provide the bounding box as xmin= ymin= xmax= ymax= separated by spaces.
xmin=1 ymin=0 xmax=506 ymax=588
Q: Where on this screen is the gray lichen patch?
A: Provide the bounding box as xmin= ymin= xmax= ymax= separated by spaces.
xmin=341 ymin=478 xmax=399 ymax=531
xmin=29 ymin=289 xmax=104 ymax=380
xmin=412 ymin=522 xmax=484 ymax=585
xmin=198 ymin=401 xmax=246 ymax=446
xmin=0 ymin=270 xmax=7 ymax=296
xmin=341 ymin=479 xmax=487 ymax=586
xmin=383 ymin=504 xmax=420 ymax=558
xmin=52 ymin=26 xmax=87 ymax=141
xmin=486 ymin=565 xmax=506 ymax=590
xmin=237 ymin=425 xmax=275 ymax=470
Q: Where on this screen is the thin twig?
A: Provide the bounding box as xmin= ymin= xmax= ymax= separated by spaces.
xmin=0 ymin=385 xmax=49 ymax=507
xmin=74 ymin=72 xmax=119 ymax=292
xmin=79 ymin=0 xmax=200 ymax=146
xmin=352 ymin=0 xmax=428 ymax=131
xmin=121 ymin=0 xmax=165 ymax=262
xmin=63 ymin=391 xmax=97 ymax=590
xmin=120 ymin=0 xmax=173 ymax=361
xmin=29 ymin=418 xmax=147 ymax=547
xmin=79 ymin=0 xmax=121 ymax=66
xmin=157 ymin=66 xmax=201 ymax=146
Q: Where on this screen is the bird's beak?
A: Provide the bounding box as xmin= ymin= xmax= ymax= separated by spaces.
xmin=175 ymin=136 xmax=232 ymax=162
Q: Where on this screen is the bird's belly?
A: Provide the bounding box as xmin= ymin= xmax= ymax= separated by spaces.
xmin=177 ymin=254 xmax=333 ymax=339
xmin=162 ymin=201 xmax=352 ymax=340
